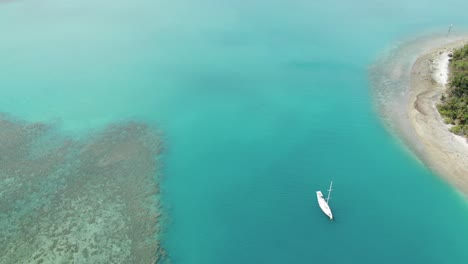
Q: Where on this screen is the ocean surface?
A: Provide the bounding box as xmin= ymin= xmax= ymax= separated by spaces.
xmin=1 ymin=0 xmax=468 ymax=263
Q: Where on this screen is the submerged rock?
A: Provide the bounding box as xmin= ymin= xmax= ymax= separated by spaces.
xmin=0 ymin=115 xmax=165 ymax=264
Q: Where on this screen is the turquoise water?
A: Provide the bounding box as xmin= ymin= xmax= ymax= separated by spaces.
xmin=1 ymin=0 xmax=468 ymax=263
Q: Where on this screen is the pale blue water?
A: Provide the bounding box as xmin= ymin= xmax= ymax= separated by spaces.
xmin=1 ymin=0 xmax=468 ymax=263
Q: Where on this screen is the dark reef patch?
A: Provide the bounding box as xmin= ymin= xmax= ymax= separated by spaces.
xmin=0 ymin=114 xmax=166 ymax=263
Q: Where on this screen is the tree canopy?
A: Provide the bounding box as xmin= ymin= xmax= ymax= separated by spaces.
xmin=437 ymin=45 xmax=468 ymax=137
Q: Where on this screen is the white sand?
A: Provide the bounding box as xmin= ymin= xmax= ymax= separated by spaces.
xmin=433 ymin=51 xmax=450 ymax=85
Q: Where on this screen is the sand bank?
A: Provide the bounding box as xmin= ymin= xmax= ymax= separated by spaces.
xmin=408 ymin=40 xmax=468 ymax=195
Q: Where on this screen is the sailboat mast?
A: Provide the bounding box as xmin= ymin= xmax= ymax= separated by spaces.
xmin=326 ymin=181 xmax=333 ymax=204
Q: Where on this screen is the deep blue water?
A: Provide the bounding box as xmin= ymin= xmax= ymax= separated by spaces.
xmin=1 ymin=0 xmax=468 ymax=263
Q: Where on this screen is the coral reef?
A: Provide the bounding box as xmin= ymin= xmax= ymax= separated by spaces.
xmin=0 ymin=115 xmax=165 ymax=263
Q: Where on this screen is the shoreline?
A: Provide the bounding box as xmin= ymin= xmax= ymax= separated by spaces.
xmin=408 ymin=40 xmax=468 ymax=196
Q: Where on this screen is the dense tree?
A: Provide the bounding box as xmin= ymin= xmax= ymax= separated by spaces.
xmin=438 ymin=44 xmax=468 ymax=137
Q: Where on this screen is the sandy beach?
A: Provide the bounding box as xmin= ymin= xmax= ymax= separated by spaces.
xmin=408 ymin=40 xmax=468 ymax=196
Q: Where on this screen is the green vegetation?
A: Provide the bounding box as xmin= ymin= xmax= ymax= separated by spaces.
xmin=437 ymin=44 xmax=468 ymax=137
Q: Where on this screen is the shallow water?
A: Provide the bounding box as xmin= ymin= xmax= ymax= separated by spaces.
xmin=1 ymin=0 xmax=468 ymax=263
xmin=0 ymin=117 xmax=163 ymax=263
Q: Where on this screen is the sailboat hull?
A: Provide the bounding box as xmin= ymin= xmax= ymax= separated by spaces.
xmin=316 ymin=191 xmax=333 ymax=220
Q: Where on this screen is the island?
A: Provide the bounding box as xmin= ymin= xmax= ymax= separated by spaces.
xmin=408 ymin=40 xmax=468 ymax=195
xmin=370 ymin=35 xmax=468 ymax=196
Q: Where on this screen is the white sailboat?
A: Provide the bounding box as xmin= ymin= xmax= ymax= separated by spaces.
xmin=316 ymin=181 xmax=333 ymax=220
